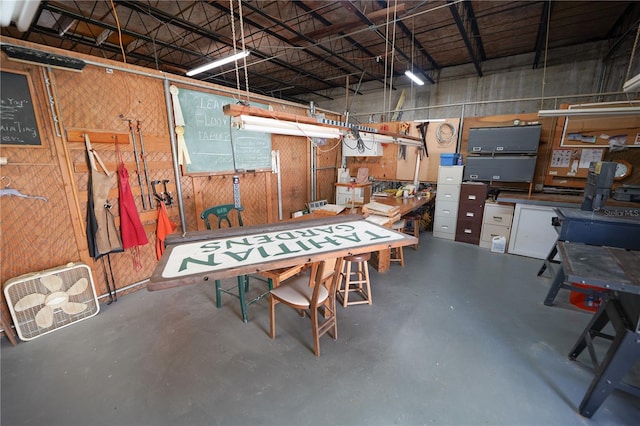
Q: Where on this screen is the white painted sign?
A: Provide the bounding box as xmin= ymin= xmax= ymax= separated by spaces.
xmin=162 ymin=220 xmax=404 ymax=279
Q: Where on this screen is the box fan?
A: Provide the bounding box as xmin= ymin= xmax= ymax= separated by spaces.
xmin=3 ymin=262 xmax=100 ymax=341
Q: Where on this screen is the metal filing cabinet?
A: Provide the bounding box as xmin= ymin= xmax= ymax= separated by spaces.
xmin=433 ymin=165 xmax=463 ymax=240
xmin=455 ymin=182 xmax=488 ymax=245
xmin=480 ymin=202 xmax=514 ymax=249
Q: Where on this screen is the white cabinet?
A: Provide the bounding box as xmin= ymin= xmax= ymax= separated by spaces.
xmin=480 ymin=203 xmax=514 ymax=249
xmin=433 ymin=165 xmax=463 ymax=240
xmin=507 ymin=204 xmax=558 ymax=259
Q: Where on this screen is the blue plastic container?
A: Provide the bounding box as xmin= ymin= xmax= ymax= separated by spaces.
xmin=440 ymin=153 xmax=460 ymax=166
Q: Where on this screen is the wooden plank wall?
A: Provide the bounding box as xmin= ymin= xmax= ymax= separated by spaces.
xmin=0 ymin=38 xmax=339 ymax=331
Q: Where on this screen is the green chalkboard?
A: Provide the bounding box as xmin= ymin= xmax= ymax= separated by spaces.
xmin=0 ymin=71 xmax=41 ymax=146
xmin=176 ymin=88 xmax=271 ymax=174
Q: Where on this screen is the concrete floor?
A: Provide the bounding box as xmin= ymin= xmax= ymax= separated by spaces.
xmin=2 ymin=234 xmax=639 ymax=425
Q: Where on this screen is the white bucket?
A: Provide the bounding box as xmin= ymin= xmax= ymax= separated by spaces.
xmin=491 ymin=236 xmax=507 ymax=253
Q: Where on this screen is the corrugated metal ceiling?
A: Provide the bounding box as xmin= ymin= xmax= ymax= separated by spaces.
xmin=2 ymin=1 xmax=639 ymax=103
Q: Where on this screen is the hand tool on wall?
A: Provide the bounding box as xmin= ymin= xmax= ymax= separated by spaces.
xmin=137 ymin=120 xmax=154 ymax=209
xmin=128 ymin=120 xmax=148 ymax=210
xmin=162 ymin=180 xmax=173 ymax=206
xmin=151 ymin=179 xmax=173 ymax=206
xmin=416 ymin=122 xmax=429 ymax=157
xmin=151 ymin=180 xmax=163 ymax=205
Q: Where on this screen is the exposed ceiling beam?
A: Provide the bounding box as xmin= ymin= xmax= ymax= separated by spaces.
xmin=376 ymin=0 xmax=440 ymax=73
xmin=344 ymin=0 xmax=435 ymax=84
xmin=204 ymin=1 xmax=350 ymax=94
xmin=604 ymin=2 xmax=640 ymax=61
xmin=36 ymin=3 xmax=330 ymax=102
xmin=533 ymin=0 xmax=552 ymax=69
xmin=117 ymin=0 xmax=340 ymax=95
xmin=294 ymin=1 xmax=399 ymax=91
xmin=447 ymin=0 xmax=485 ymax=77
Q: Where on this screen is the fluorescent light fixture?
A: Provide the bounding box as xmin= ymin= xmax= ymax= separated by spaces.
xmin=623 ymin=73 xmax=640 ymax=93
xmin=358 ymin=132 xmax=395 ymax=144
xmin=405 ymin=70 xmax=424 ymax=86
xmin=186 ymin=50 xmax=250 ymax=76
xmin=414 ymin=119 xmax=446 ymax=123
xmin=538 ymin=107 xmax=640 ymax=117
xmin=235 ymin=115 xmax=341 ymax=139
xmin=0 ymin=0 xmax=41 ymax=32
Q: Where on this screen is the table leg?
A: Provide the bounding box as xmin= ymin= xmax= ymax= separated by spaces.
xmin=577 ymin=330 xmax=639 ymax=418
xmin=537 ymin=242 xmax=559 ymax=276
xmin=544 ymin=266 xmax=566 ymax=306
xmin=238 ymin=276 xmax=248 ymax=323
xmin=569 ymin=302 xmax=610 ymax=361
xmin=370 ymin=249 xmax=390 ymax=273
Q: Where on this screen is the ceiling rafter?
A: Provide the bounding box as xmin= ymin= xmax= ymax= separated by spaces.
xmin=447 ymin=0 xmax=485 ymax=77
xmin=343 ymin=0 xmax=435 ymax=84
xmin=293 ymin=0 xmax=398 ymax=89
xmin=116 ymin=0 xmax=340 ymax=95
xmin=376 ymin=0 xmax=440 ymax=75
xmin=3 ymin=1 xmax=637 ymax=101
xmin=533 ymin=0 xmax=552 ymax=69
xmin=35 ymin=2 xmax=329 ymax=102
xmin=604 ymin=3 xmax=640 ymax=61
xmin=204 ymin=1 xmax=353 ymax=93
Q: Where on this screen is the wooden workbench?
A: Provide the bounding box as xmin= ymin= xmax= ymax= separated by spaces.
xmin=367 ymin=194 xmax=433 ymax=272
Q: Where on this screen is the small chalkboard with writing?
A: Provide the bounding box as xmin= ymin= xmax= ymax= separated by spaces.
xmin=1 ymin=71 xmax=42 ymax=146
xmin=176 ymin=87 xmax=271 ymax=174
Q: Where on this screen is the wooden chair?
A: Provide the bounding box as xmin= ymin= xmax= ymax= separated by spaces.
xmin=200 ymin=204 xmax=255 ymax=323
xmin=269 ymin=257 xmax=344 ymax=356
xmin=201 ymin=204 xmax=244 ymax=229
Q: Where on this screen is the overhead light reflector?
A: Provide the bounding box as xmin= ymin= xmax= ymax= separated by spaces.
xmin=623 ymin=73 xmax=640 ymax=93
xmin=538 ymin=107 xmax=640 ymax=117
xmin=186 ymin=50 xmax=250 ymax=76
xmin=234 ymin=115 xmax=341 ymax=139
xmin=405 ymin=70 xmax=424 ymax=86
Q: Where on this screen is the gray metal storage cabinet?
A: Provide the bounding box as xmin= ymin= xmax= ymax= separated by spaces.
xmin=465 ymin=124 xmax=541 ymax=183
xmin=467 ymin=125 xmax=541 ymax=154
xmin=464 ymin=156 xmax=537 ymax=182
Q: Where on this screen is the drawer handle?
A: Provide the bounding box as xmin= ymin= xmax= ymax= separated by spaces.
xmin=493 ymin=216 xmax=503 ymax=221
xmin=444 ymin=194 xmax=452 ymax=198
xmin=470 ymin=174 xmax=478 ymax=179
xmin=443 ymin=209 xmax=451 ymax=214
xmin=468 ymin=195 xmax=476 ymax=200
xmin=466 ymin=212 xmax=474 ymax=217
xmin=496 ymin=146 xmax=504 ymax=151
xmin=472 ymin=147 xmax=481 ymax=151
xmin=464 ymin=229 xmax=472 ymax=234
xmin=492 ymin=175 xmax=501 ymax=180
xmin=442 ymin=225 xmax=449 ymax=230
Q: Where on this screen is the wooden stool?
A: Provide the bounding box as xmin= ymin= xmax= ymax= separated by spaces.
xmin=402 ymin=213 xmax=421 ymax=250
xmin=337 ymin=253 xmax=372 ymax=307
xmin=390 ymin=219 xmax=405 ymax=267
